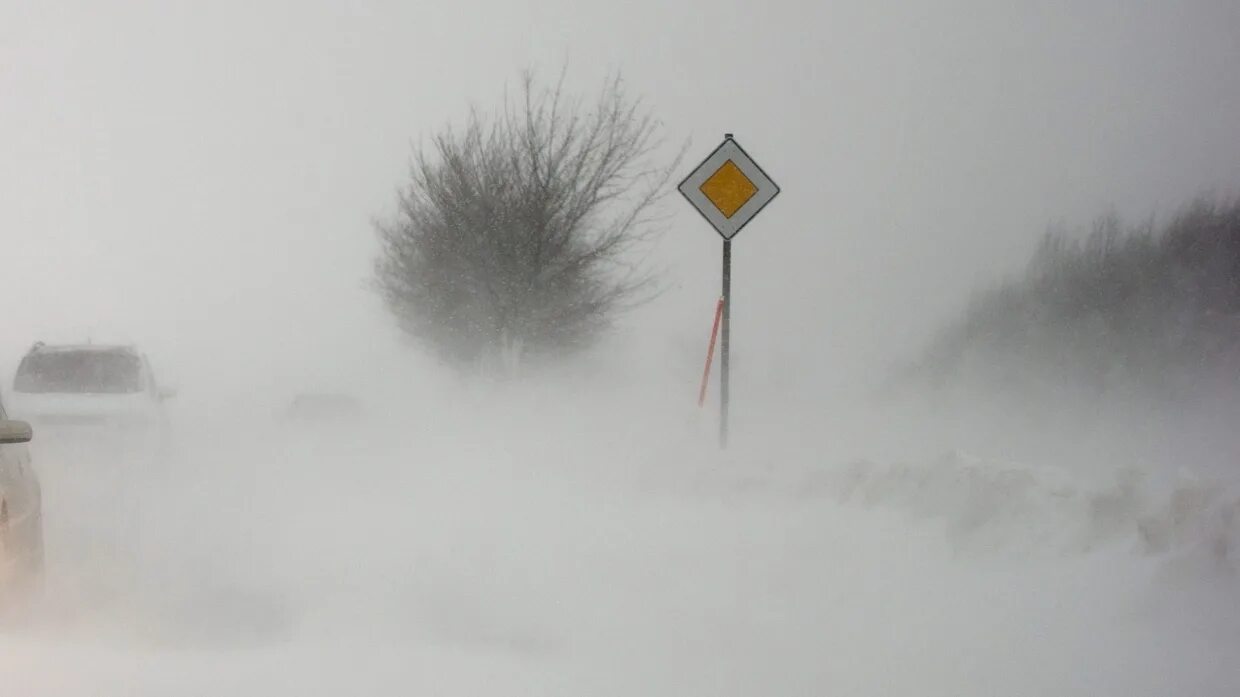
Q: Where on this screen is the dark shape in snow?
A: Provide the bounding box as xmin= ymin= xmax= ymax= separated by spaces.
xmin=284 ymin=393 xmax=364 ymax=423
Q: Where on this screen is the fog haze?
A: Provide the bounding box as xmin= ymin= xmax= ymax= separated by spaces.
xmin=7 ymin=1 xmax=1239 ymax=388
xmin=3 ymin=1 xmax=1240 ymax=694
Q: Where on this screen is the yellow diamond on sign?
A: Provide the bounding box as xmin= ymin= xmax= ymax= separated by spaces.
xmin=699 ymin=160 xmax=758 ymax=219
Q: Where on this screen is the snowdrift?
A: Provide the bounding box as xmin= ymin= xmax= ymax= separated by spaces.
xmin=667 ymin=449 xmax=1240 ymax=572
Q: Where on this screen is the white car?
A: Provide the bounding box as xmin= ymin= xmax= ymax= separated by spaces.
xmin=0 ymin=401 xmax=42 ymax=596
xmin=9 ymin=342 xmax=174 ymax=461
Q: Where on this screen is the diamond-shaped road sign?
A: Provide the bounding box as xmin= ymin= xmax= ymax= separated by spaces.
xmin=678 ymin=135 xmax=780 ymax=240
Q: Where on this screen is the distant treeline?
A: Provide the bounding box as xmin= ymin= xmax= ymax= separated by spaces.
xmin=921 ymin=195 xmax=1240 ymax=401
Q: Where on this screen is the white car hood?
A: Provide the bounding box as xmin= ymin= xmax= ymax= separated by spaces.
xmin=8 ymin=391 xmax=158 ymax=424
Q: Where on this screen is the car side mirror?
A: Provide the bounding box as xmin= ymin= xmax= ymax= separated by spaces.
xmin=0 ymin=420 xmax=33 ymax=444
xmin=159 ymin=387 xmax=178 ymax=401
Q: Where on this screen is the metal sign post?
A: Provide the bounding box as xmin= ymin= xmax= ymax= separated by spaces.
xmin=679 ymin=134 xmax=780 ymax=448
xmin=720 ymin=238 xmax=732 ymax=446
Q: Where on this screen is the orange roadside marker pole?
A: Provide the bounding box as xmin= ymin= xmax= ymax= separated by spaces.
xmin=698 ymin=297 xmax=726 ymax=408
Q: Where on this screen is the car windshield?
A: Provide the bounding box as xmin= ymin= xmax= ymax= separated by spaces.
xmin=14 ymin=350 xmax=143 ymax=394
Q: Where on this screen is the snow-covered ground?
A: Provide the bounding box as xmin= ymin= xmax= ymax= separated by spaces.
xmin=2 ymin=389 xmax=1239 ymax=696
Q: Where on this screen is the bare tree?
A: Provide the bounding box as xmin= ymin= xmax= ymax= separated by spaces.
xmin=374 ymin=71 xmax=682 ymax=375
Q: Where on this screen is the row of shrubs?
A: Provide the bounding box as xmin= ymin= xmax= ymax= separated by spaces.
xmin=919 ymin=195 xmax=1240 ymax=402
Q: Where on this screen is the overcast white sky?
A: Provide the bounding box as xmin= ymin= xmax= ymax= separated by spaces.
xmin=4 ymin=0 xmax=1239 ymax=400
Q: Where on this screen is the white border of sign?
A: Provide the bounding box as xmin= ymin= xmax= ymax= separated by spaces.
xmin=678 ymin=137 xmax=780 ymax=241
